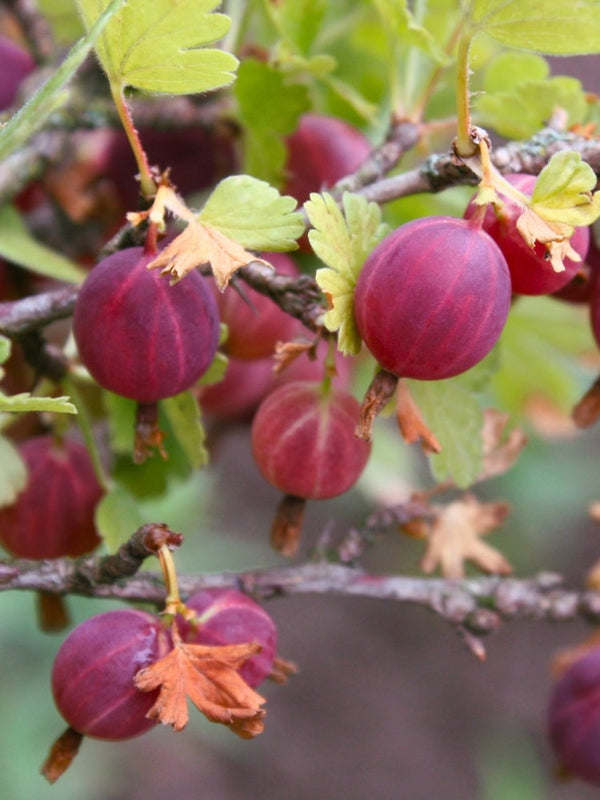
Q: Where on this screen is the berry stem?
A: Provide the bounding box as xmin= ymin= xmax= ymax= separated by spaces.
xmin=158 ymin=542 xmax=183 ymax=616
xmin=110 ymin=84 xmax=156 ymax=200
xmin=454 ymin=31 xmax=477 ymax=158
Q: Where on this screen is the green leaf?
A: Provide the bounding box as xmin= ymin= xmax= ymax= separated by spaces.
xmin=161 ymin=391 xmax=208 ymax=470
xmin=371 ymin=0 xmax=450 ymax=63
xmin=467 ymin=0 xmax=600 ymax=55
xmin=531 ymin=151 xmax=600 ymax=227
xmin=0 ymin=336 xmax=10 ymax=366
xmin=309 ymin=192 xmax=388 ymax=355
xmin=76 ymin=0 xmax=238 ymax=94
xmin=38 ymin=0 xmax=85 ymax=43
xmin=198 ymin=175 xmax=305 ymax=251
xmin=0 ymin=393 xmax=77 ymax=414
xmin=0 ymin=205 xmax=87 ymax=284
xmin=234 ymin=59 xmax=310 ymax=183
xmin=481 ymin=51 xmax=549 ymax=93
xmin=267 ymin=0 xmax=328 ymax=56
xmin=407 ymin=378 xmax=484 ymax=488
xmin=0 ymin=0 xmax=126 ymax=161
xmin=476 ymin=75 xmax=587 ymax=140
xmin=94 ymin=483 xmax=146 ymax=553
xmin=491 ymin=296 xmax=595 ymax=415
xmin=0 ymin=435 xmax=27 ymax=510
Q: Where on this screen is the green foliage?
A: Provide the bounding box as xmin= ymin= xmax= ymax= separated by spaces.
xmin=531 ymin=151 xmax=600 ymax=227
xmin=234 ymin=59 xmax=310 ymax=183
xmin=0 ymin=435 xmax=27 ymax=510
xmin=161 ymin=391 xmax=208 ymax=470
xmin=94 ymin=483 xmax=146 ymax=552
xmin=466 ymin=0 xmax=600 ymax=54
xmin=0 ymin=394 xmax=76 ymax=414
xmin=199 ymin=175 xmax=305 ymax=251
xmin=0 ymin=205 xmax=86 ymax=284
xmin=476 ymin=52 xmax=588 ymax=139
xmin=406 ymin=355 xmax=498 ymax=488
xmin=491 ymin=296 xmax=595 ymax=416
xmin=0 ymin=0 xmax=126 ymax=160
xmin=308 ymin=192 xmax=388 ymax=355
xmin=76 ymin=0 xmax=238 ymax=94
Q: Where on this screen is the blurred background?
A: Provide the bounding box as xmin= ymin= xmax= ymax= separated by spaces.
xmin=3 ymin=408 xmax=600 ymax=800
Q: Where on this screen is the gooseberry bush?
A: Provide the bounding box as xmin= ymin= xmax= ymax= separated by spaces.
xmin=2 ymin=1 xmax=600 ymax=797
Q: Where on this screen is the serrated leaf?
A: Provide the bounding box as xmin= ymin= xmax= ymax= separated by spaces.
xmin=491 ymin=296 xmax=595 ymax=415
xmin=0 ymin=205 xmax=86 ymax=284
xmin=0 ymin=393 xmax=77 ymax=414
xmin=161 ymin=391 xmax=208 ymax=470
xmin=308 ymin=191 xmax=388 ymax=355
xmin=76 ymin=0 xmax=238 ymax=94
xmin=198 ymin=175 xmax=304 ymax=252
xmin=234 ymin=59 xmax=310 ymax=183
xmin=0 ymin=435 xmax=27 ymax=510
xmin=0 ymin=0 xmax=126 ymax=161
xmin=94 ymin=483 xmax=146 ymax=552
xmin=530 ymin=151 xmax=600 ymax=227
xmin=468 ymin=0 xmax=600 ymax=55
xmin=407 ymin=378 xmax=485 ymax=488
xmin=476 ymin=76 xmax=587 ymax=141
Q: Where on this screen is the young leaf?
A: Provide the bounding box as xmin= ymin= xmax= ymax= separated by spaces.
xmin=0 ymin=435 xmax=27 ymax=510
xmin=266 ymin=0 xmax=328 ymax=56
xmin=0 ymin=0 xmax=126 ymax=160
xmin=530 ymin=151 xmax=600 ymax=227
xmin=308 ymin=192 xmax=388 ymax=355
xmin=235 ymin=59 xmax=310 ymax=184
xmin=76 ymin=0 xmax=238 ymax=94
xmin=161 ymin=391 xmax=208 ymax=470
xmin=0 ymin=393 xmax=76 ymax=415
xmin=198 ymin=175 xmax=305 ymax=252
xmin=0 ymin=205 xmax=86 ymax=284
xmin=467 ymin=0 xmax=600 ymax=55
xmin=94 ymin=483 xmax=146 ymax=552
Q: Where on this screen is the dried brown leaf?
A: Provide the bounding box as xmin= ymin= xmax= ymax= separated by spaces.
xmin=134 ymin=641 xmax=266 ymax=738
xmin=273 ymin=339 xmax=316 ymax=375
xmin=395 ymin=379 xmax=442 ymax=454
xmin=478 ymin=409 xmax=528 ymax=481
xmin=421 ymin=494 xmax=512 ymax=579
xmin=516 ymin=210 xmax=580 ymax=272
xmin=147 ymin=223 xmax=272 ymax=290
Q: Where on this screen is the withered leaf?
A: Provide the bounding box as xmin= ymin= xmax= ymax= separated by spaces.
xmin=515 ymin=209 xmax=580 ymax=272
xmin=421 ymin=494 xmax=512 ymax=579
xmin=478 ymin=409 xmax=528 ymax=482
xmin=148 ymin=223 xmax=272 ymax=290
xmin=134 ymin=641 xmax=266 ymax=738
xmin=395 ymin=379 xmax=442 ymax=454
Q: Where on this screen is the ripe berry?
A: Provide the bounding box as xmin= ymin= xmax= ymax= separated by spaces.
xmin=0 ymin=34 xmax=35 ymax=111
xmin=0 ymin=435 xmax=102 ymax=559
xmin=548 ymin=645 xmax=600 ymax=786
xmin=251 ymin=380 xmax=371 ymax=500
xmin=464 ymin=174 xmax=590 ymax=295
xmin=283 ymin=113 xmax=371 ymax=205
xmin=73 ymin=246 xmax=220 ymax=403
xmin=179 ymin=589 xmax=277 ymax=688
xmin=51 ymin=609 xmax=169 ymax=740
xmin=209 ymin=252 xmax=300 ymax=360
xmin=354 ymin=216 xmax=511 ymax=380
